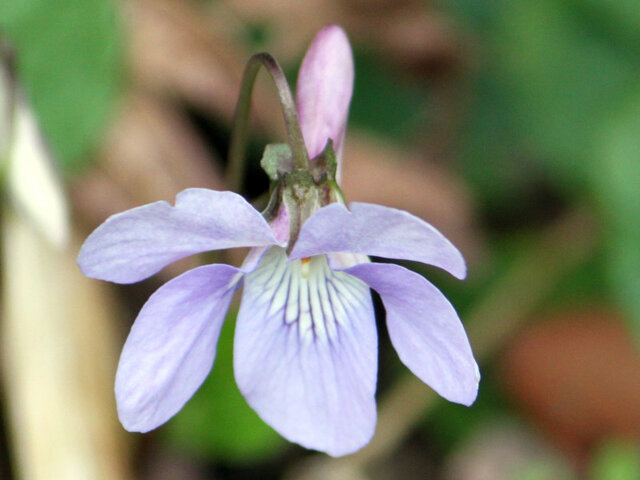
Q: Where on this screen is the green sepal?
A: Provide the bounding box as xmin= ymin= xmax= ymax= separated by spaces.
xmin=327 ymin=179 xmax=346 ymax=204
xmin=309 ymin=139 xmax=338 ymax=182
xmin=261 ymin=179 xmax=283 ymax=222
xmin=260 ymin=139 xmax=344 ymax=252
xmin=281 ymin=168 xmax=319 ymax=253
xmin=260 ymin=143 xmax=293 ymax=181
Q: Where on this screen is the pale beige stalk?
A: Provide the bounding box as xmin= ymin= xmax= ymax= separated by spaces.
xmin=1 ymin=71 xmax=132 ymax=479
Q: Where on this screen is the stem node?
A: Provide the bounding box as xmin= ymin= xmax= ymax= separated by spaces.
xmin=227 ymin=53 xmax=309 ymax=192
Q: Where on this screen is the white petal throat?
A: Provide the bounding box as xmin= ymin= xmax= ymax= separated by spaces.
xmin=245 ymin=247 xmax=370 ymax=344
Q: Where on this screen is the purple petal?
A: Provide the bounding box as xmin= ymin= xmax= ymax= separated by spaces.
xmin=78 ymin=188 xmax=279 ymax=284
xmin=116 ymin=263 xmax=241 ymax=432
xmin=345 ymin=262 xmax=479 ymax=406
xmin=290 ymin=202 xmax=467 ymax=279
xmin=297 ymin=25 xmax=354 ymax=169
xmin=234 ymin=248 xmax=377 ymax=456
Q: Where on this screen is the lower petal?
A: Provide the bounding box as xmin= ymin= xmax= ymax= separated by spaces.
xmin=234 ymin=248 xmax=377 ymax=456
xmin=345 ymin=262 xmax=480 ymax=406
xmin=116 ymin=264 xmax=241 ymax=432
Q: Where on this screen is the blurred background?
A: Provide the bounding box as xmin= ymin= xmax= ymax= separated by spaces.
xmin=1 ymin=0 xmax=639 ymax=479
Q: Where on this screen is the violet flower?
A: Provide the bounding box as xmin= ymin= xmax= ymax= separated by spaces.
xmin=78 ymin=25 xmax=479 ymax=456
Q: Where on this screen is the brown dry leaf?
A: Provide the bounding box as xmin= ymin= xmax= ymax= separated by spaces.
xmin=127 ymin=0 xmax=242 ymax=120
xmin=500 ymin=308 xmax=640 ymax=459
xmin=345 ymin=2 xmax=464 ymax=76
xmin=73 ymin=93 xmax=223 ymax=219
xmin=227 ymin=0 xmax=463 ymax=75
xmin=71 ymin=167 xmax=135 ymax=229
xmin=342 ymin=132 xmax=481 ymax=259
xmin=104 ymin=94 xmax=223 ymax=201
xmin=126 ymin=0 xmax=282 ymax=129
xmin=223 ymin=0 xmax=341 ymax=61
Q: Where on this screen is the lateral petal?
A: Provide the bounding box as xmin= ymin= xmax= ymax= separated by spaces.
xmin=78 ymin=188 xmax=279 ymax=283
xmin=234 ymin=248 xmax=377 ymax=456
xmin=296 ymin=25 xmax=354 ymax=170
xmin=345 ymin=262 xmax=479 ymax=406
xmin=290 ymin=202 xmax=466 ymax=279
xmin=115 ymin=264 xmax=241 ymax=432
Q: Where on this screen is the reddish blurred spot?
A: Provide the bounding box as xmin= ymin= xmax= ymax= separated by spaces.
xmin=501 ymin=308 xmax=640 ymax=461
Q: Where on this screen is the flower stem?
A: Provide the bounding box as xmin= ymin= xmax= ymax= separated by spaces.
xmin=227 ymin=53 xmax=309 ymax=192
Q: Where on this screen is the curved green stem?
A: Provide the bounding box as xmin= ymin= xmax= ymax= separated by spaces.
xmin=227 ymin=53 xmax=309 ymax=192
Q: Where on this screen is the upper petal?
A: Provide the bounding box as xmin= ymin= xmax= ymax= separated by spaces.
xmin=116 ymin=263 xmax=241 ymax=432
xmin=296 ymin=25 xmax=354 ymax=168
xmin=234 ymin=248 xmax=377 ymax=456
xmin=78 ymin=188 xmax=279 ymax=283
xmin=290 ymin=202 xmax=466 ymax=279
xmin=345 ymin=262 xmax=479 ymax=406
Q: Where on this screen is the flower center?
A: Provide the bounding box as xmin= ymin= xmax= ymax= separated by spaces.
xmin=245 ymin=248 xmax=370 ymax=344
xmin=301 ymin=257 xmax=311 ymax=277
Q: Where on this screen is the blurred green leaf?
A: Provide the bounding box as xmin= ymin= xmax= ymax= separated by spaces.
xmin=457 ymin=0 xmax=640 ymax=210
xmin=574 ymin=0 xmax=640 ymax=50
xmin=606 ymin=235 xmax=640 ymax=337
xmin=164 ymin=313 xmax=286 ymax=463
xmin=494 ymin=0 xmax=638 ymax=183
xmin=0 ymin=0 xmax=123 ymax=171
xmin=438 ymin=0 xmax=503 ymax=28
xmin=511 ymin=463 xmax=574 ymax=480
xmin=423 ymin=365 xmax=508 ymax=451
xmin=542 ymin=249 xmax=607 ymax=309
xmin=457 ymin=71 xmax=536 ymax=209
xmin=590 ymin=439 xmax=640 ymax=480
xmin=591 ymin=86 xmax=640 ymax=337
xmin=349 ymin=52 xmax=428 ymax=142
